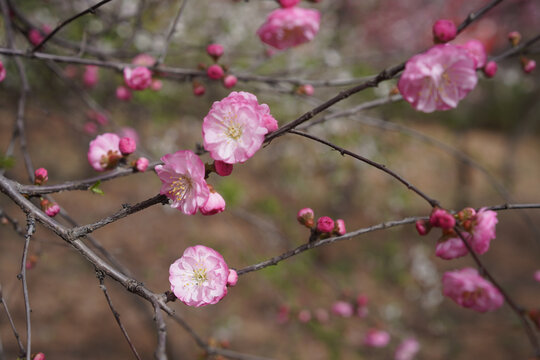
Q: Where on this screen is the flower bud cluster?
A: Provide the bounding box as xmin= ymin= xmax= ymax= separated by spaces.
xmin=192 ymin=44 xmax=237 ymax=96
xmin=296 ymin=208 xmax=346 ymax=241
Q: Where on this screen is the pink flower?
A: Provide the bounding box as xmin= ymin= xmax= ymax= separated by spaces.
xmin=317 ymin=216 xmax=334 ymax=233
xmin=33 ymin=353 xmax=46 ymax=360
xmin=483 ymin=61 xmax=497 ymax=78
xmin=124 ymin=67 xmax=152 ymax=90
xmin=28 ymin=29 xmax=44 ymax=46
xmin=87 ymin=133 xmax=122 ymax=171
xmin=132 ymin=53 xmax=156 ymax=67
xmin=214 ymin=160 xmax=233 ymax=176
xmin=297 ymin=207 xmax=314 ymax=228
xmin=523 ymin=59 xmax=536 ymax=74
xmin=364 ymin=329 xmax=390 ymax=348
xmin=206 ymin=43 xmax=224 ymax=60
xmin=202 ymin=91 xmax=271 ymax=164
xmin=169 ymin=245 xmax=229 ymax=307
xmin=41 ymin=199 xmax=60 ymax=217
xmin=257 ymin=7 xmax=320 ymax=50
xmin=435 ymin=236 xmax=468 ymax=260
xmin=151 ymin=79 xmax=162 ymax=91
xmin=223 ymin=75 xmax=238 ymax=89
xmin=83 ymin=65 xmax=99 ymax=88
xmin=34 ymin=168 xmax=48 ymax=185
xmin=331 ymin=300 xmax=353 ymax=317
xmin=119 ymin=137 xmax=137 ymax=155
xmin=461 ymin=40 xmax=487 ymax=69
xmin=263 ymin=114 xmax=279 ymax=133
xmin=398 ymin=44 xmax=478 ymax=113
xmin=442 ymin=267 xmax=504 ymax=312
xmin=135 ymin=157 xmax=149 ymax=172
xmin=155 ymin=150 xmax=209 ymax=215
xmin=279 ymin=0 xmax=301 ymax=8
xmin=298 ymin=309 xmax=312 ymax=323
xmin=200 ymin=187 xmax=226 ymax=216
xmin=432 ymin=19 xmax=457 ymax=43
xmin=469 ymin=208 xmax=497 ymax=255
xmin=207 ymin=64 xmax=224 ymax=80
xmin=0 ymin=60 xmax=6 ymax=82
xmin=227 ymin=269 xmax=238 ymax=287
xmin=334 ymin=219 xmax=346 ymax=235
xmin=395 ymin=337 xmax=420 ymax=360
xmin=429 ymin=208 xmax=455 ymax=230
xmin=116 ymin=86 xmax=132 ymax=101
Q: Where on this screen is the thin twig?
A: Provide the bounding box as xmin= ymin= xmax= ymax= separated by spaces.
xmin=19 ymin=215 xmax=35 ymax=360
xmin=0 ymin=285 xmax=25 ymax=357
xmin=152 ymin=300 xmax=168 ymax=360
xmin=156 ymin=0 xmax=188 ymax=66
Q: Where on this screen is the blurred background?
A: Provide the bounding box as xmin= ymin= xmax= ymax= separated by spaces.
xmin=0 ymin=0 xmax=540 ymax=358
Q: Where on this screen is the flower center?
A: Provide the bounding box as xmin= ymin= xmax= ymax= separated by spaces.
xmin=192 ymin=267 xmax=208 ymax=286
xmin=170 ymin=176 xmax=192 ymax=202
xmin=225 ymin=122 xmax=243 ymax=141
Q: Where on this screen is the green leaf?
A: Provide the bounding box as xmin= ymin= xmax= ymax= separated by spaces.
xmin=0 ymin=155 xmax=15 ymax=169
xmin=89 ymin=181 xmax=104 ymax=195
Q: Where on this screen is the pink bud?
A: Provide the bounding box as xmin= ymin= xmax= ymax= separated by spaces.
xmin=116 ymin=86 xmax=132 ymax=101
xmin=28 ymin=29 xmax=43 ymax=46
xmin=206 ymin=43 xmax=224 ymax=60
xmin=33 ymin=352 xmax=46 ymax=360
xmin=207 ymin=64 xmax=224 ymax=80
xmin=41 ymin=199 xmax=60 ymax=217
xmin=331 ymin=301 xmax=353 ymax=317
xmin=298 ymin=309 xmax=312 ymax=323
xmin=263 ymin=114 xmax=279 ymax=133
xmin=119 ymin=137 xmax=137 ymax=155
xmin=214 ymin=160 xmax=233 ymax=176
xmin=223 ymin=75 xmax=238 ymax=89
xmin=135 ymin=157 xmax=149 ymax=172
xmin=279 ymin=0 xmax=301 ymax=8
xmin=83 ymin=122 xmax=98 ymax=135
xmin=193 ymin=83 xmax=206 ymax=96
xmin=364 ymin=329 xmax=390 ymax=348
xmin=297 ymin=208 xmax=314 ymax=228
xmin=83 ymin=65 xmax=99 ymax=88
xmin=432 ymin=19 xmax=457 ymax=43
xmin=227 ymin=269 xmax=238 ymax=287
xmin=200 ymin=189 xmax=226 ymax=215
xmin=317 ymin=216 xmax=334 ymax=233
xmin=334 ymin=219 xmax=346 ymax=235
xmin=483 ymin=61 xmax=497 ymax=78
xmin=523 ymin=59 xmax=536 ymax=74
xmin=508 ymin=31 xmax=522 ymax=46
xmin=151 ymin=79 xmax=162 ymax=91
xmin=298 ymin=84 xmax=314 ymax=96
xmin=415 ymin=219 xmax=430 ymax=235
xmin=124 ymin=66 xmax=152 ymax=90
xmin=0 ymin=60 xmax=6 ymax=82
xmin=429 ymin=209 xmax=455 ymax=230
xmin=34 ymin=168 xmax=48 ymax=185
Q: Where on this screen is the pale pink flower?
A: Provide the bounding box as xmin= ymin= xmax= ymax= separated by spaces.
xmin=364 ymin=329 xmax=390 ymax=348
xmin=398 ymin=44 xmax=478 ymax=113
xmin=331 ymin=300 xmax=353 ymax=317
xmin=483 ymin=61 xmax=497 ymax=78
xmin=83 ymin=65 xmax=99 ymax=88
xmin=116 ymin=86 xmax=132 ymax=101
xmin=395 ymin=337 xmax=420 ymax=360
xmin=135 ymin=157 xmax=149 ymax=172
xmin=34 ymin=168 xmax=48 ymax=185
xmin=200 ymin=188 xmax=226 ymax=216
xmin=202 ymin=91 xmax=271 ymax=164
xmin=257 ymin=7 xmax=320 ymax=50
xmin=297 ymin=207 xmax=314 ymax=228
xmin=469 ymin=208 xmax=497 ymax=255
xmin=0 ymin=60 xmax=6 ymax=82
xmin=334 ymin=219 xmax=346 ymax=235
xmin=279 ymin=0 xmax=301 ymax=8
xmin=124 ymin=67 xmax=152 ymax=90
xmin=429 ymin=208 xmax=455 ymax=230
xmin=298 ymin=309 xmax=312 ymax=323
xmin=206 ymin=43 xmax=224 ymax=59
xmin=223 ymin=75 xmax=237 ymax=89
xmin=155 ymin=150 xmax=209 ymax=215
xmin=442 ymin=267 xmax=504 ymax=312
xmin=132 ymin=53 xmax=156 ymax=67
xmin=227 ymin=269 xmax=238 ymax=287
xmin=435 ymin=236 xmax=468 ymax=260
xmin=214 ymin=160 xmax=233 ymax=176
xmin=461 ymin=39 xmax=487 ymax=69
xmin=207 ymin=64 xmax=224 ymax=80
xmin=87 ymin=133 xmax=122 ymax=171
xmin=169 ymin=245 xmax=229 ymax=307
xmin=317 ymin=216 xmax=334 ymax=233
xmin=432 ymin=19 xmax=457 ymax=43
xmin=119 ymin=137 xmax=136 ymax=155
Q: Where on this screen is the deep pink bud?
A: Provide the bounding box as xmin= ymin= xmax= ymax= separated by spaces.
xmin=334 ymin=219 xmax=346 ymax=235
xmin=119 ymin=137 xmax=137 ymax=155
xmin=28 ymin=29 xmax=43 ymax=46
xmin=206 ymin=43 xmax=224 ymax=60
xmin=415 ymin=219 xmax=430 ymax=235
xmin=297 ymin=208 xmax=314 ymax=228
xmin=116 ymin=86 xmax=132 ymax=101
xmin=508 ymin=31 xmax=522 ymax=46
xmin=429 ymin=209 xmax=455 ymax=230
xmin=34 ymin=168 xmax=48 ymax=185
xmin=357 ymin=294 xmax=368 ymax=307
xmin=317 ymin=216 xmax=334 ymax=233
xmin=279 ymin=0 xmax=301 ymax=8
xmin=207 ymin=64 xmax=224 ymax=80
xmin=432 ymin=19 xmax=457 ymax=43
xmin=214 ymin=160 xmax=233 ymax=176
xmin=193 ymin=83 xmax=205 ymax=96
xmin=227 ymin=269 xmax=238 ymax=287
xmin=41 ymin=199 xmax=60 ymax=217
xmin=83 ymin=65 xmax=99 ymax=88
xmin=223 ymin=75 xmax=238 ymax=89
xmin=33 ymin=352 xmax=46 ymax=360
xmin=523 ymin=59 xmax=536 ymax=74
xmin=483 ymin=61 xmax=497 ymax=78
xmin=135 ymin=157 xmax=149 ymax=172
xmin=200 ymin=188 xmax=226 ymax=215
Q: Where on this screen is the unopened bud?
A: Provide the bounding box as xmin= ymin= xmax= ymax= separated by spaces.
xmin=508 ymin=31 xmax=522 ymax=47
xmin=522 ymin=58 xmax=536 ymax=74
xmin=297 ymin=208 xmax=314 ymax=228
xmin=415 ymin=219 xmax=430 ymax=235
xmin=334 ymin=219 xmax=346 ymax=235
xmin=317 ymin=216 xmax=334 ymax=233
xmin=34 ymin=168 xmax=48 ymax=185
xmin=214 ymin=160 xmax=233 ymax=176
xmin=432 ymin=19 xmax=457 ymax=43
xmin=429 ymin=208 xmax=455 ymax=230
xmin=483 ymin=61 xmax=498 ymax=78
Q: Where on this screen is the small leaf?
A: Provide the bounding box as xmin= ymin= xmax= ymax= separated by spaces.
xmin=89 ymin=181 xmax=104 ymax=195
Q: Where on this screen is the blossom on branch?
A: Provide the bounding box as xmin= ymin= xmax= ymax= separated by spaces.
xmin=460 ymin=39 xmax=487 ymax=69
xmin=155 ymin=150 xmax=209 ymax=215
xmin=124 ymin=66 xmax=152 ymax=90
xmin=169 ymin=245 xmax=230 ymax=307
xmin=257 ymin=7 xmax=320 ymax=50
xmin=398 ymin=44 xmax=478 ymax=113
xmin=202 ymin=92 xmax=273 ymax=164
xmin=442 ymin=267 xmax=503 ymax=312
xmin=87 ymin=133 xmax=122 ymax=171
